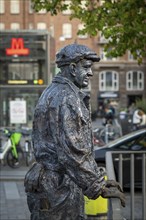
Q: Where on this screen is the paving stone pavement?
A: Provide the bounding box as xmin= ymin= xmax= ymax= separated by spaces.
xmin=0 ymin=181 xmax=30 ymax=220
xmin=0 ymin=164 xmax=30 ymax=220
xmin=0 ymin=164 xmax=107 ymax=220
xmin=0 ymin=180 xmax=108 ymax=220
xmin=0 ymin=178 xmax=143 ymax=220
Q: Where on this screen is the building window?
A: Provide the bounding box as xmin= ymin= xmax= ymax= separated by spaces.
xmin=126 ymin=71 xmax=144 ymax=90
xmin=128 ymin=50 xmax=140 ymax=61
xmin=0 ymin=0 xmax=5 ymax=13
xmin=10 ymin=0 xmax=20 ymax=14
xmin=28 ymin=23 xmax=33 ymax=30
xmin=37 ymin=23 xmax=47 ymax=30
xmin=62 ymin=23 xmax=72 ymax=39
xmin=0 ymin=23 xmax=5 ymax=30
xmin=100 ymin=47 xmax=117 ymax=61
xmin=29 ymin=0 xmax=33 ymax=13
xmin=99 ymin=71 xmax=119 ymax=91
xmin=99 ymin=31 xmax=108 ymax=43
xmin=11 ymin=23 xmax=20 ymax=30
xmin=50 ymin=25 xmax=54 ymax=37
xmin=128 ymin=51 xmax=135 ymax=61
xmin=38 ymin=8 xmax=46 ymax=14
xmin=62 ymin=0 xmax=72 ymax=15
xmin=78 ymin=24 xmax=88 ymax=39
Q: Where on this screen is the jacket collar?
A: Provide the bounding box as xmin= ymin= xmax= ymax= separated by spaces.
xmin=52 ymin=75 xmax=90 ymax=101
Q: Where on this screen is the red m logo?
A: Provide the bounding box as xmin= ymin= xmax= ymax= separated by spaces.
xmin=6 ymin=38 xmax=30 ymax=55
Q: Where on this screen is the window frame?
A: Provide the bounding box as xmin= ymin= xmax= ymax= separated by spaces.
xmin=0 ymin=23 xmax=5 ymax=30
xmin=62 ymin=23 xmax=72 ymax=39
xmin=29 ymin=0 xmax=33 ymax=14
xmin=100 ymin=47 xmax=117 ymax=61
xmin=62 ymin=0 xmax=72 ymax=15
xmin=126 ymin=70 xmax=144 ymax=90
xmin=99 ymin=71 xmax=119 ymax=91
xmin=37 ymin=22 xmax=47 ymax=30
xmin=0 ymin=0 xmax=5 ymax=14
xmin=78 ymin=24 xmax=88 ymax=39
xmin=11 ymin=23 xmax=20 ymax=30
xmin=10 ymin=0 xmax=20 ymax=14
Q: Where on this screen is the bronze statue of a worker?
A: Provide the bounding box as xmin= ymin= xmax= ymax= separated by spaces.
xmin=24 ymin=44 xmax=125 ymax=220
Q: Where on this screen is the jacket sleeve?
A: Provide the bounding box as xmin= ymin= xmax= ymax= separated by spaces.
xmin=57 ymin=96 xmax=106 ymax=199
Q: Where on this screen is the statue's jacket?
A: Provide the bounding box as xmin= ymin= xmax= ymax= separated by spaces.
xmin=32 ymin=74 xmax=105 ymax=211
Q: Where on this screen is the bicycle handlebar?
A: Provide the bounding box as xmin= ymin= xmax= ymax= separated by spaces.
xmin=0 ymin=127 xmax=32 ymax=138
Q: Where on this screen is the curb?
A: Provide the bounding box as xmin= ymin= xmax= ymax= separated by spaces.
xmin=0 ymin=169 xmax=28 ymax=181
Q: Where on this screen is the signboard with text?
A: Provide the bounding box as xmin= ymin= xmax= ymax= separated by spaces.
xmin=10 ymin=100 xmax=27 ymax=124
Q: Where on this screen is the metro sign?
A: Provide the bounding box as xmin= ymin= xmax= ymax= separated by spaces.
xmin=6 ymin=38 xmax=30 ymax=56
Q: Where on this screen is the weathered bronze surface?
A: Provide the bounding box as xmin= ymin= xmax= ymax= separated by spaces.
xmin=24 ymin=44 xmax=125 ymax=220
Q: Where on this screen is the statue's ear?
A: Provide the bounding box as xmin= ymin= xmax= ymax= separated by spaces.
xmin=69 ymin=63 xmax=76 ymax=77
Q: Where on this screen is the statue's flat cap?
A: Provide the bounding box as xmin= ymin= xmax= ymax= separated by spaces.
xmin=56 ymin=44 xmax=100 ymax=67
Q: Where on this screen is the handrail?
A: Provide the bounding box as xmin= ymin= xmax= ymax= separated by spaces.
xmin=106 ymin=152 xmax=123 ymax=220
xmin=106 ymin=151 xmax=146 ymax=220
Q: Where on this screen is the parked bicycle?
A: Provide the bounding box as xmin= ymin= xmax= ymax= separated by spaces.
xmin=93 ymin=119 xmax=122 ymax=146
xmin=0 ymin=127 xmax=35 ymax=168
xmin=21 ymin=127 xmax=35 ymax=166
xmin=99 ymin=123 xmax=121 ymax=144
xmin=0 ymin=128 xmax=24 ymax=168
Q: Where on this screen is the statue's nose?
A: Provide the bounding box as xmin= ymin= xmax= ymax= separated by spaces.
xmin=88 ymin=70 xmax=93 ymax=76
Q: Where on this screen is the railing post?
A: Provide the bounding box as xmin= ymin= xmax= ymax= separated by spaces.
xmin=105 ymin=125 xmax=108 ymax=144
xmin=106 ymin=151 xmax=146 ymax=220
xmin=106 ymin=152 xmax=123 ymax=220
xmin=142 ymin=153 xmax=146 ymax=220
xmin=130 ymin=153 xmax=135 ymax=220
xmin=119 ymin=153 xmax=123 ymax=188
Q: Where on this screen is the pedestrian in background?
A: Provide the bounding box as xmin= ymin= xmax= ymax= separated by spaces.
xmin=139 ymin=110 xmax=146 ymax=127
xmin=132 ymin=109 xmax=144 ymax=130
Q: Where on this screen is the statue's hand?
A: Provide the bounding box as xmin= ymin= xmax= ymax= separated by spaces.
xmin=105 ymin=179 xmax=123 ymax=192
xmin=24 ymin=162 xmax=44 ymax=193
xmin=101 ymin=186 xmax=126 ymax=207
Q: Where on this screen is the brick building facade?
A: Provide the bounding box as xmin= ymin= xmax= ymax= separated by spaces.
xmin=0 ymin=0 xmax=146 ymax=126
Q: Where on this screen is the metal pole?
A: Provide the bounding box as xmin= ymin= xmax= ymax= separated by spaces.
xmin=119 ymin=153 xmax=123 ymax=188
xmin=105 ymin=124 xmax=108 ymax=144
xmin=130 ymin=153 xmax=135 ymax=220
xmin=142 ymin=153 xmax=146 ymax=220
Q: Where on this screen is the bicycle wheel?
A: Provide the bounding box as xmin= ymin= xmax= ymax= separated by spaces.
xmin=6 ymin=146 xmax=24 ymax=168
xmin=25 ymin=141 xmax=34 ymax=166
xmin=99 ymin=125 xmax=116 ymax=143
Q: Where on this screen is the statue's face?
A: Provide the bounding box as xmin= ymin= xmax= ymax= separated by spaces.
xmin=73 ymin=59 xmax=93 ymax=88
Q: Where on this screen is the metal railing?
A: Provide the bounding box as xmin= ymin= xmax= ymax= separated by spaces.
xmin=106 ymin=151 xmax=146 ymax=220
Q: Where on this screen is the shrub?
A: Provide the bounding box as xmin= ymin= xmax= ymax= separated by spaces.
xmin=135 ymin=99 xmax=146 ymax=113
